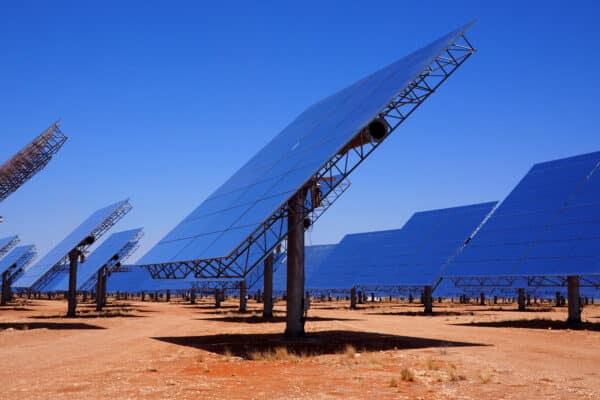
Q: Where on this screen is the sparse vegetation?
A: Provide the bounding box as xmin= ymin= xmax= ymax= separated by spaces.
xmin=389 ymin=377 xmax=399 ymax=387
xmin=344 ymin=344 xmax=357 ymax=358
xmin=426 ymin=358 xmax=440 ymax=371
xmin=478 ymin=371 xmax=492 ymax=384
xmin=400 ymin=367 xmax=415 ymax=382
xmin=447 ymin=364 xmax=467 ymax=382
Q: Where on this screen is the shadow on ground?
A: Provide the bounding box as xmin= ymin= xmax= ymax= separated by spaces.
xmin=0 ymin=306 xmax=34 ymax=312
xmin=454 ymin=319 xmax=600 ymax=331
xmin=28 ymin=312 xmax=145 ymax=319
xmin=153 ymin=330 xmax=487 ymax=359
xmin=369 ymin=311 xmax=467 ymax=317
xmin=0 ymin=322 xmax=105 ymax=331
xmin=196 ymin=315 xmax=360 ymax=324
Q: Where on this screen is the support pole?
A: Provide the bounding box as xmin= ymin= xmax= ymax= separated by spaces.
xmin=190 ymin=288 xmax=196 ymax=304
xmin=285 ymin=190 xmax=305 ymax=339
xmin=479 ymin=292 xmax=485 ymax=306
xmin=263 ymin=253 xmax=274 ymax=318
xmin=166 ymin=289 xmax=171 ymax=302
xmin=67 ymin=249 xmax=79 ymax=317
xmin=95 ymin=269 xmax=104 ymax=311
xmin=350 ymin=287 xmax=357 ymax=309
xmin=567 ymin=275 xmax=582 ymax=324
xmin=423 ymin=285 xmax=433 ymax=315
xmin=517 ymin=288 xmax=526 ymax=311
xmin=214 ymin=288 xmax=221 ymax=308
xmin=1 ymin=270 xmax=11 ymax=306
xmin=239 ymin=281 xmax=247 ymax=313
xmin=555 ymin=291 xmax=561 ymax=307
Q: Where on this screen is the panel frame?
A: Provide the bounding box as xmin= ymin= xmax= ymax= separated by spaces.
xmin=146 ymin=29 xmax=477 ymax=283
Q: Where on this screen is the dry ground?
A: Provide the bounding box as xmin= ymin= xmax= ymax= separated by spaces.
xmin=1 ymin=296 xmax=599 ymax=399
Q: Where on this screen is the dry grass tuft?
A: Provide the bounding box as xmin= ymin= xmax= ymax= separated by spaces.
xmin=400 ymin=367 xmax=415 ymax=382
xmin=248 ymin=347 xmax=296 ymax=361
xmin=223 ymin=347 xmax=233 ymax=358
xmin=478 ymin=371 xmax=492 ymax=384
xmin=389 ymin=377 xmax=399 ymax=387
xmin=344 ymin=344 xmax=357 ymax=359
xmin=426 ymin=358 xmax=440 ymax=371
xmin=447 ymin=364 xmax=467 ymax=382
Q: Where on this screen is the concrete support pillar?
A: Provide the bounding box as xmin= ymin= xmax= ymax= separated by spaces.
xmin=493 ymin=296 xmax=498 ymax=305
xmin=555 ymin=291 xmax=561 ymax=307
xmin=166 ymin=289 xmax=171 ymax=302
xmin=239 ymin=281 xmax=247 ymax=313
xmin=67 ymin=249 xmax=79 ymax=317
xmin=479 ymin=292 xmax=485 ymax=306
xmin=214 ymin=288 xmax=221 ymax=308
xmin=567 ymin=275 xmax=582 ymax=324
xmin=1 ymin=270 xmax=11 ymax=306
xmin=96 ymin=269 xmax=104 ymax=311
xmin=285 ymin=190 xmax=305 ymax=339
xmin=190 ymin=289 xmax=196 ymax=304
xmin=263 ymin=253 xmax=274 ymax=318
xmin=518 ymin=288 xmax=526 ymax=311
xmin=350 ymin=287 xmax=357 ymax=309
xmin=423 ymin=285 xmax=433 ymax=315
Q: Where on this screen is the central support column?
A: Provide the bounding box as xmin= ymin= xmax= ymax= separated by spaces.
xmin=214 ymin=288 xmax=221 ymax=308
xmin=1 ymin=270 xmax=11 ymax=306
xmin=239 ymin=281 xmax=247 ymax=312
xmin=96 ymin=268 xmax=105 ymax=311
xmin=350 ymin=287 xmax=357 ymax=309
xmin=67 ymin=249 xmax=79 ymax=318
xmin=263 ymin=253 xmax=274 ymax=318
xmin=285 ymin=190 xmax=305 ymax=339
xmin=517 ymin=288 xmax=526 ymax=311
xmin=567 ymin=275 xmax=582 ymax=324
xmin=423 ymin=285 xmax=433 ymax=314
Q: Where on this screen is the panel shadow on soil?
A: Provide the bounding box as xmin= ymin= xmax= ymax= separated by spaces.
xmin=196 ymin=315 xmax=360 ymax=324
xmin=454 ymin=319 xmax=600 ymax=331
xmin=0 ymin=322 xmax=105 ymax=331
xmin=153 ymin=330 xmax=487 ymax=359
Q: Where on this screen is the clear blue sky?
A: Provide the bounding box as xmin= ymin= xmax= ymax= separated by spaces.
xmin=1 ymin=0 xmax=599 ymax=262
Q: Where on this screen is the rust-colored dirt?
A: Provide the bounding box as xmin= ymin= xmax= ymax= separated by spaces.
xmin=1 ymin=297 xmax=599 ymax=399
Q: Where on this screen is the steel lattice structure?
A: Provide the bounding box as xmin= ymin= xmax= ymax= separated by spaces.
xmin=0 ymin=236 xmax=19 ymax=259
xmin=146 ymin=31 xmax=476 ymax=284
xmin=29 ymin=200 xmax=133 ymax=292
xmin=0 ymin=121 xmax=67 ymax=204
xmin=80 ymin=230 xmax=144 ymax=291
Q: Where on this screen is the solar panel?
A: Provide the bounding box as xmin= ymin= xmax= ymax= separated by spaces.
xmin=0 ymin=245 xmax=36 ymax=277
xmin=13 ymin=199 xmax=133 ymax=290
xmin=0 ymin=235 xmax=19 ymax=259
xmin=108 ymin=265 xmax=209 ymax=292
xmin=47 ymin=228 xmax=143 ymax=292
xmin=140 ymin=22 xmax=477 ymax=282
xmin=265 ymin=245 xmax=337 ymax=293
xmin=310 ymin=202 xmax=497 ymax=291
xmin=442 ymin=151 xmax=600 ymax=283
xmin=0 ymin=122 xmax=67 ymax=204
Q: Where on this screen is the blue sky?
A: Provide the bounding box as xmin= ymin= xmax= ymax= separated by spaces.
xmin=1 ymin=0 xmax=599 ymax=261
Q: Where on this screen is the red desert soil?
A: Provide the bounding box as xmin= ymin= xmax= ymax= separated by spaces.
xmin=1 ymin=297 xmax=599 ymax=399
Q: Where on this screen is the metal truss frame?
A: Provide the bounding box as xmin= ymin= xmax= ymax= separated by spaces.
xmin=0 ymin=121 xmax=67 ymax=204
xmin=5 ymin=246 xmax=37 ymax=283
xmin=0 ymin=236 xmax=19 ymax=259
xmin=79 ymin=230 xmax=144 ymax=291
xmin=29 ymin=200 xmax=133 ymax=292
xmin=146 ymin=32 xmax=477 ymax=285
xmin=450 ymin=274 xmax=600 ymax=290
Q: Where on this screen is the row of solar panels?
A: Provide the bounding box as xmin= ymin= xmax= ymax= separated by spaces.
xmin=2 ymin=150 xmax=600 ymax=297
